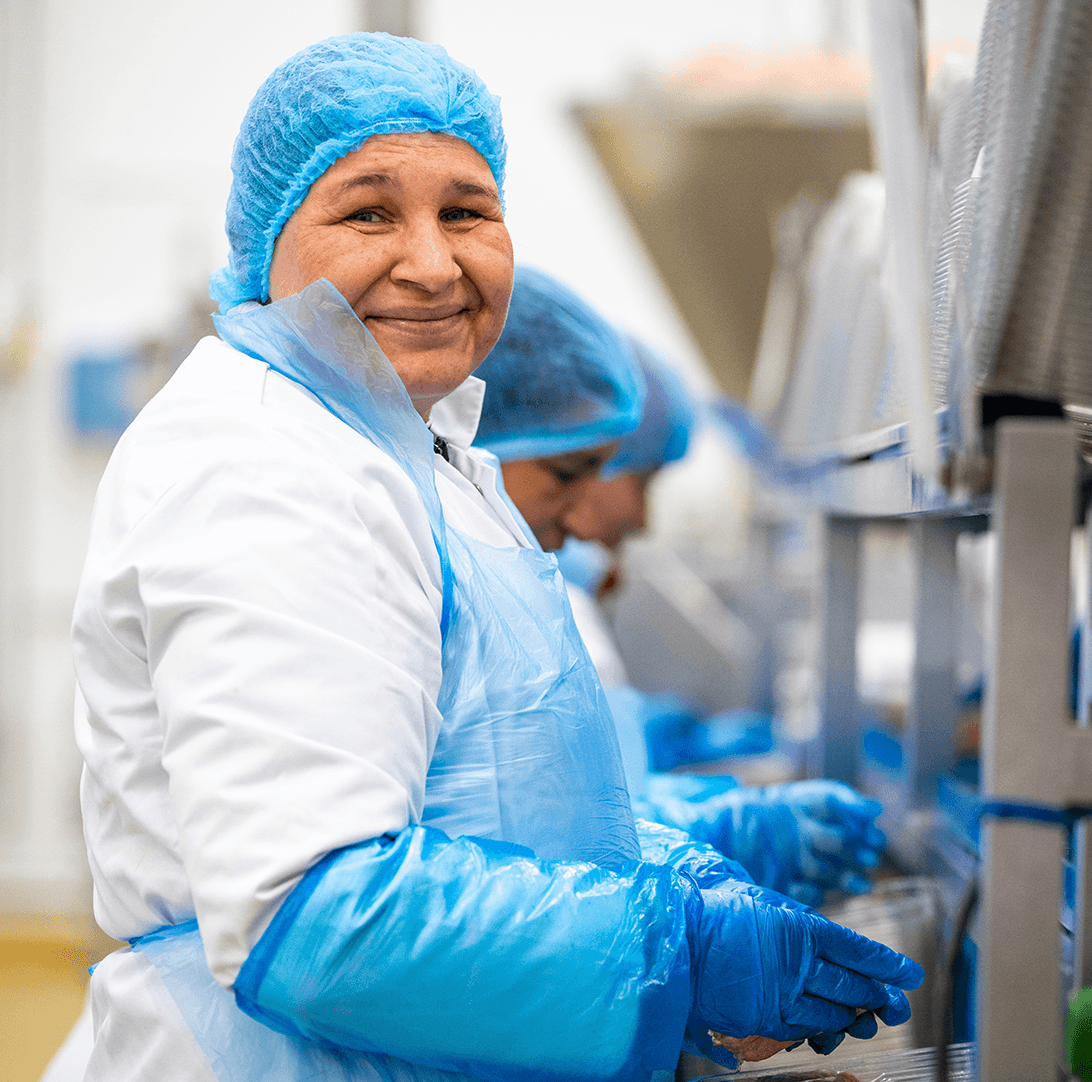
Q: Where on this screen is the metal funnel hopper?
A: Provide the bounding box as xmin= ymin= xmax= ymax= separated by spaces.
xmin=573 ymin=49 xmax=873 ymax=400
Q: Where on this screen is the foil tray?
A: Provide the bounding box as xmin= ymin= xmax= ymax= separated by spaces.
xmin=701 ymin=1042 xmax=976 ymax=1080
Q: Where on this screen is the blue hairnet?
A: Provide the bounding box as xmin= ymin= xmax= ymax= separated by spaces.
xmin=601 ymin=339 xmax=696 ymax=479
xmin=209 ymin=32 xmax=507 ymax=312
xmin=473 ymin=266 xmax=645 ymax=460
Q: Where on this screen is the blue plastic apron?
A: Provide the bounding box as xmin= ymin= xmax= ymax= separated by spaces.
xmin=123 ymin=279 xmax=640 ymax=1080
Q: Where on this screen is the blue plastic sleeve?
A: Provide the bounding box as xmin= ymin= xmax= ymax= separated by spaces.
xmin=633 ymin=775 xmax=744 ymax=855
xmin=234 ymin=826 xmax=689 ymax=1082
xmin=634 ymin=818 xmax=754 ymax=888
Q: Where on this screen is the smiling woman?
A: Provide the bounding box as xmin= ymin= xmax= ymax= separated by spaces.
xmin=69 ymin=29 xmax=924 ymax=1082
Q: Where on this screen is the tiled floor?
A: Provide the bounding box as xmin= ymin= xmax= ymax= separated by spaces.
xmin=0 ymin=916 xmax=117 ymax=1082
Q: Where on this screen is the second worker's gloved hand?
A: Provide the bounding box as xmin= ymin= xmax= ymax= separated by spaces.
xmin=651 ymin=779 xmax=885 ymax=906
xmin=684 ymin=877 xmax=923 ymax=1066
xmin=643 ymin=702 xmax=774 ymax=774
xmin=759 ymin=781 xmax=886 ymax=903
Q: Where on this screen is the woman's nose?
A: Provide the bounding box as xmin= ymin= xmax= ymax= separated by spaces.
xmin=559 ymin=483 xmax=600 ymax=543
xmin=389 ymin=217 xmax=461 ymax=293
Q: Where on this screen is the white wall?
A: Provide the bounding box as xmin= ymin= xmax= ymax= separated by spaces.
xmin=37 ymin=0 xmax=362 ymax=350
xmin=0 ymin=0 xmax=363 ymax=912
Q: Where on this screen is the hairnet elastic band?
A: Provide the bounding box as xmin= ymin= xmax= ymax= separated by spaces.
xmin=480 ymin=416 xmax=644 ymax=462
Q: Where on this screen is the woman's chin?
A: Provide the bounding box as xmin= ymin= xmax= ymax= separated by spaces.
xmin=406 ymin=376 xmax=475 ymax=419
xmin=376 ymin=343 xmax=476 ymax=399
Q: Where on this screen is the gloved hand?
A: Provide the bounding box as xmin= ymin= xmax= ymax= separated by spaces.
xmin=689 ymin=877 xmax=879 ymax=1063
xmin=757 ymin=781 xmax=885 ymax=903
xmin=644 ymin=779 xmax=885 ymax=905
xmin=684 ymin=877 xmax=923 ymax=1067
xmin=644 ymin=702 xmax=774 ymax=773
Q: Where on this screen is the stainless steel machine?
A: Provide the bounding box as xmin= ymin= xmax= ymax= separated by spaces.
xmin=579 ymin=1 xmax=1092 ymax=1078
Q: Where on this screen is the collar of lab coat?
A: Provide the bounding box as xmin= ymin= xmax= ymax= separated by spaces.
xmin=427 ymin=377 xmax=485 ymax=450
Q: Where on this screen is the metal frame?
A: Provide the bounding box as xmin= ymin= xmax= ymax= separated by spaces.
xmin=977 ymin=419 xmax=1090 ymax=1081
xmin=808 ymin=417 xmax=1092 ymax=1080
xmin=904 ymin=519 xmax=961 ymax=809
xmin=813 ymin=516 xmax=862 ymax=784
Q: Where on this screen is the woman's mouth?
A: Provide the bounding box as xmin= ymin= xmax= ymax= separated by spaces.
xmin=367 ymin=307 xmax=468 ymax=329
xmin=363 ymin=308 xmax=475 ymax=352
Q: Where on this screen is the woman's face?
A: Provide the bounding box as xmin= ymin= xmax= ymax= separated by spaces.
xmin=501 ymin=444 xmax=619 ymax=552
xmin=269 ymin=132 xmax=514 ymax=418
xmin=563 ymin=470 xmax=655 ymax=551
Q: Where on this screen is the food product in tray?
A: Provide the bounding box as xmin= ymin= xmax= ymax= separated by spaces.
xmin=721 ymin=1071 xmax=861 ymax=1081
xmin=701 ymin=1041 xmax=976 ymax=1081
xmin=708 ymin=1032 xmax=798 ymax=1062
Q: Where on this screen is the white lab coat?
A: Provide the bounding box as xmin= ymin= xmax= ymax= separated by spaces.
xmin=73 ymin=336 xmax=533 ymax=1080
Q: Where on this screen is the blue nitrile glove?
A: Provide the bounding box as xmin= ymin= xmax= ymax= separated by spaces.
xmin=644 ymin=701 xmax=774 ymax=773
xmin=632 ymin=826 xmax=897 ymax=1075
xmin=678 ymin=877 xmax=883 ymax=1070
xmin=636 ymin=822 xmax=836 ymax=925
xmin=639 ymin=778 xmax=885 ymax=905
xmin=683 ymin=877 xmax=923 ymax=1064
xmin=756 ymin=781 xmax=885 ymax=902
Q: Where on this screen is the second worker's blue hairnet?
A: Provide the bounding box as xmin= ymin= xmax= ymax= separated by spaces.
xmin=601 ymin=339 xmax=697 ymax=479
xmin=473 ymin=266 xmax=645 ymax=460
xmin=209 ymin=32 xmax=507 ymax=312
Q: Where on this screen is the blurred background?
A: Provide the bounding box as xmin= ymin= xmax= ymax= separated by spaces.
xmin=1 ymin=0 xmax=990 ymax=1077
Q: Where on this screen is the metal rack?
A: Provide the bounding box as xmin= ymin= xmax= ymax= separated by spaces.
xmin=759 ymin=0 xmax=1092 ymax=1071
xmin=806 ymin=417 xmax=1092 ymax=1081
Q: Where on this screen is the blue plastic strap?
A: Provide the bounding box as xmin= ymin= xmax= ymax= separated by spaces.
xmin=129 ymin=918 xmax=199 ymax=948
xmin=978 ymin=801 xmax=1092 ymax=828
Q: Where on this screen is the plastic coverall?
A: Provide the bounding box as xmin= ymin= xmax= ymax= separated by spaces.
xmin=74 ymin=281 xmax=777 ymax=1082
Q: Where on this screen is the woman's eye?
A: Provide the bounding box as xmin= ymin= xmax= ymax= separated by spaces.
xmin=441 ymin=207 xmax=482 ymax=223
xmin=552 ymin=469 xmax=579 ymax=486
xmin=348 ymin=209 xmax=384 ymax=223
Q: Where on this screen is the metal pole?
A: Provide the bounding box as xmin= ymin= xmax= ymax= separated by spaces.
xmin=362 ymin=0 xmax=417 ymax=37
xmin=813 ymin=516 xmax=861 ymax=782
xmin=977 ymin=418 xmax=1076 ymax=1081
xmin=903 ymin=518 xmax=959 ymax=808
xmin=1073 ymin=492 xmax=1092 ymax=993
